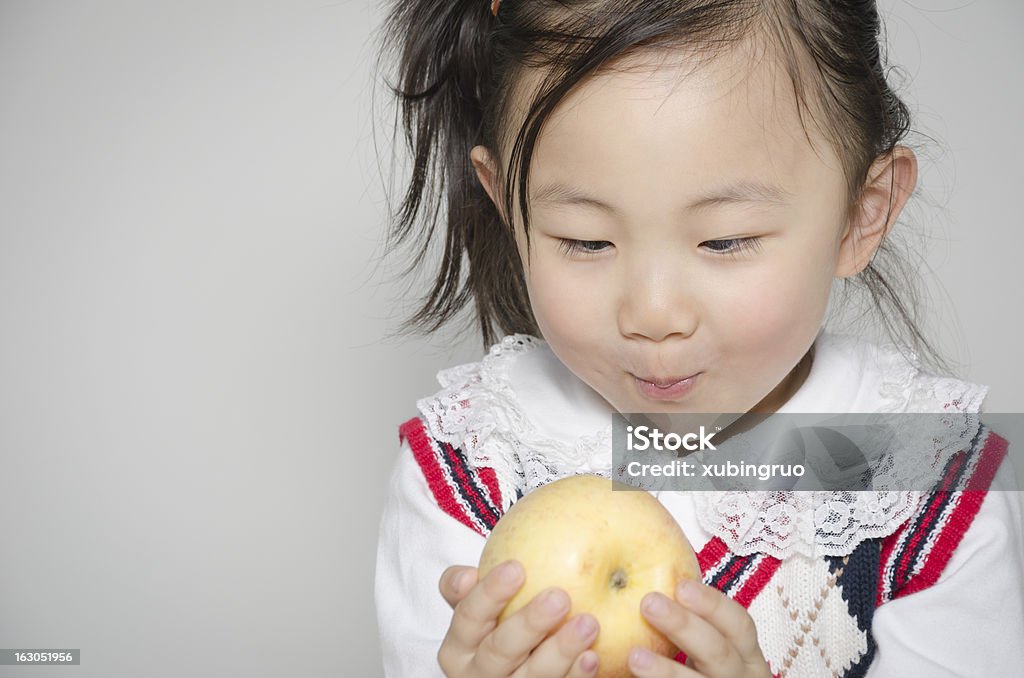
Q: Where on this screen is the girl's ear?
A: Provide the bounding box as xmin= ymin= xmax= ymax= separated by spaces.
xmin=835 ymin=146 xmax=918 ymax=278
xmin=470 ymin=145 xmax=503 ymax=214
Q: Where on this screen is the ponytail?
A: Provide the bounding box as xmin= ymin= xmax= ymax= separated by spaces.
xmin=379 ymin=0 xmax=535 ymax=348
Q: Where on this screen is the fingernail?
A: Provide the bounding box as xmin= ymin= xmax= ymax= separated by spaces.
xmin=580 ymin=650 xmax=599 ymax=672
xmin=453 ymin=571 xmax=471 ymax=594
xmin=676 ymin=580 xmax=699 ymax=606
xmin=642 ymin=592 xmax=668 ymax=617
xmin=498 ymin=561 xmax=523 ymax=586
xmin=541 ymin=588 xmax=569 ymax=614
xmin=573 ymin=614 xmax=597 ymax=639
xmin=629 ymin=647 xmax=654 ymax=669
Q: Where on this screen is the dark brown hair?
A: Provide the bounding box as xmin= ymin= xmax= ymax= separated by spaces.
xmin=377 ymin=0 xmax=947 ymax=370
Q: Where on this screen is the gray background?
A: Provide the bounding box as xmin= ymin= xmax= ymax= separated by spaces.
xmin=0 ymin=1 xmax=1020 ymax=676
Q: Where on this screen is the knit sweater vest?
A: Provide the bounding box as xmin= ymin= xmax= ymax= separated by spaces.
xmin=398 ymin=415 xmax=1008 ymax=678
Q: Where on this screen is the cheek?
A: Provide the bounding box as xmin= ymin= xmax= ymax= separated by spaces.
xmin=524 ymin=257 xmax=607 ymax=341
xmin=714 ymin=256 xmax=833 ymax=353
xmin=523 ymin=259 xmax=622 ymax=388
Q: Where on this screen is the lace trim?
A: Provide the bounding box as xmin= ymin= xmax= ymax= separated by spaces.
xmin=876 ymin=341 xmax=989 ymax=414
xmin=415 ymin=334 xmax=988 ymax=557
xmin=691 ymin=490 xmax=924 ymax=558
xmin=415 ymin=334 xmax=612 ymax=510
xmin=690 ymin=343 xmax=989 ymax=558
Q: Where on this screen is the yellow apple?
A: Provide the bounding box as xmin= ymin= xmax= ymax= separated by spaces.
xmin=478 ymin=473 xmax=700 ymax=678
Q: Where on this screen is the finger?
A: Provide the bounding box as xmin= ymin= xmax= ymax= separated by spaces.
xmin=639 ymin=591 xmax=744 ymax=677
xmin=521 ymin=613 xmax=599 ymax=677
xmin=566 ymin=649 xmax=601 ymax=678
xmin=470 ymin=586 xmax=571 ymax=676
xmin=445 ymin=560 xmax=526 ymax=654
xmin=439 ymin=565 xmax=479 ymax=609
xmin=627 ymin=646 xmax=701 ymax=678
xmin=674 ymin=580 xmax=764 ymax=663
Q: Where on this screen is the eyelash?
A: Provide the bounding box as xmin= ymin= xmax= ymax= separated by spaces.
xmin=556 ymin=237 xmax=764 ymax=258
xmin=557 ymin=239 xmax=612 ymax=256
xmin=701 ymin=237 xmax=764 ymax=257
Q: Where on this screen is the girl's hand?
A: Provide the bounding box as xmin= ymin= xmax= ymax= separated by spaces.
xmin=436 ymin=561 xmax=601 ymax=677
xmin=628 ymin=580 xmax=773 ymax=678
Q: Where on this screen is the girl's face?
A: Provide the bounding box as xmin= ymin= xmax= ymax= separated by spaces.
xmin=477 ymin=46 xmax=858 ymax=414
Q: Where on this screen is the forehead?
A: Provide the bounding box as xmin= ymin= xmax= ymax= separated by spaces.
xmin=508 ymin=41 xmax=843 ymax=213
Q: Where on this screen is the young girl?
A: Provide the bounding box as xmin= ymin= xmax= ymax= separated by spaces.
xmin=374 ymin=1 xmax=1024 ymax=676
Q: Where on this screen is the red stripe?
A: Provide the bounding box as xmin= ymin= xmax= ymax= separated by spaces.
xmin=893 ymin=430 xmax=1008 ymax=591
xmin=734 ymin=556 xmax=782 ymax=608
xmin=894 ymin=491 xmax=951 ymax=589
xmin=938 ymin=451 xmax=968 ymax=491
xmin=478 ymin=466 xmax=504 ymax=512
xmin=965 ymin=432 xmax=1008 ymax=491
xmin=896 ymin=432 xmax=1008 ymax=599
xmin=697 ymin=536 xmax=729 ymax=576
xmin=894 ymin=492 xmax=977 ymax=599
xmin=878 ymin=449 xmax=970 ymax=602
xmin=399 ymin=417 xmax=485 ymax=536
xmin=892 ymin=446 xmax=973 ymax=586
xmin=715 ymin=554 xmax=751 ymax=592
xmin=877 ymin=518 xmax=910 ymax=605
xmin=441 ymin=442 xmax=498 ymax=528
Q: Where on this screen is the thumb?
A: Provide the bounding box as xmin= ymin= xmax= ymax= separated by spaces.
xmin=439 ymin=565 xmax=478 ymax=609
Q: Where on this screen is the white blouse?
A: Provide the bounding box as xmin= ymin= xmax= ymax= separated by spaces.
xmin=375 ymin=331 xmax=1024 ymax=677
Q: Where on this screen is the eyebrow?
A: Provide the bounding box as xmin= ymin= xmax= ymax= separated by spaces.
xmin=531 ymin=179 xmax=794 ymax=214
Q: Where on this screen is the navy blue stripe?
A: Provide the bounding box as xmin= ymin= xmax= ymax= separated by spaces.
xmin=829 ymin=539 xmax=881 ymax=633
xmin=439 ymin=441 xmax=501 ymax=530
xmin=890 ymin=440 xmax=977 ymax=591
xmin=829 ymin=540 xmax=882 ymax=677
xmin=891 ymin=425 xmax=993 ymax=593
xmin=446 ymin=441 xmax=502 ymax=527
xmin=893 ymin=489 xmax=958 ymax=591
xmin=890 ymin=432 xmax=977 ymax=577
xmin=837 ymin=638 xmax=876 ymax=678
xmin=938 ymin=450 xmax=969 ymax=491
xmin=937 ymin=424 xmax=988 ymax=492
xmin=707 ymin=554 xmax=759 ymax=594
xmin=898 ymin=429 xmax=983 ymax=565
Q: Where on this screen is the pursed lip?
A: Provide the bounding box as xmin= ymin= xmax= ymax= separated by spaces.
xmin=631 ymin=371 xmax=701 ymax=401
xmin=632 ymin=373 xmax=699 ymax=387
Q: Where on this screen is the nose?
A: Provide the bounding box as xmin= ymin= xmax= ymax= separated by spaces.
xmin=617 ymin=256 xmax=700 ymax=342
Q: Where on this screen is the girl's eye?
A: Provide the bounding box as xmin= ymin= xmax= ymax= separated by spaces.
xmin=557 ymin=238 xmax=613 ymax=257
xmin=700 ymin=237 xmax=763 ymax=256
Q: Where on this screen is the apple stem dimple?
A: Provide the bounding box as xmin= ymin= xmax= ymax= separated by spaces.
xmin=610 ymin=568 xmax=628 ymax=590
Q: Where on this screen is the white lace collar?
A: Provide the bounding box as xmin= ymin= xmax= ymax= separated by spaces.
xmin=415 ymin=332 xmax=989 ymax=558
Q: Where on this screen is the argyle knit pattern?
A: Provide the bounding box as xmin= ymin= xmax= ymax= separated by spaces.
xmin=398 ymin=416 xmax=1007 ymax=678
